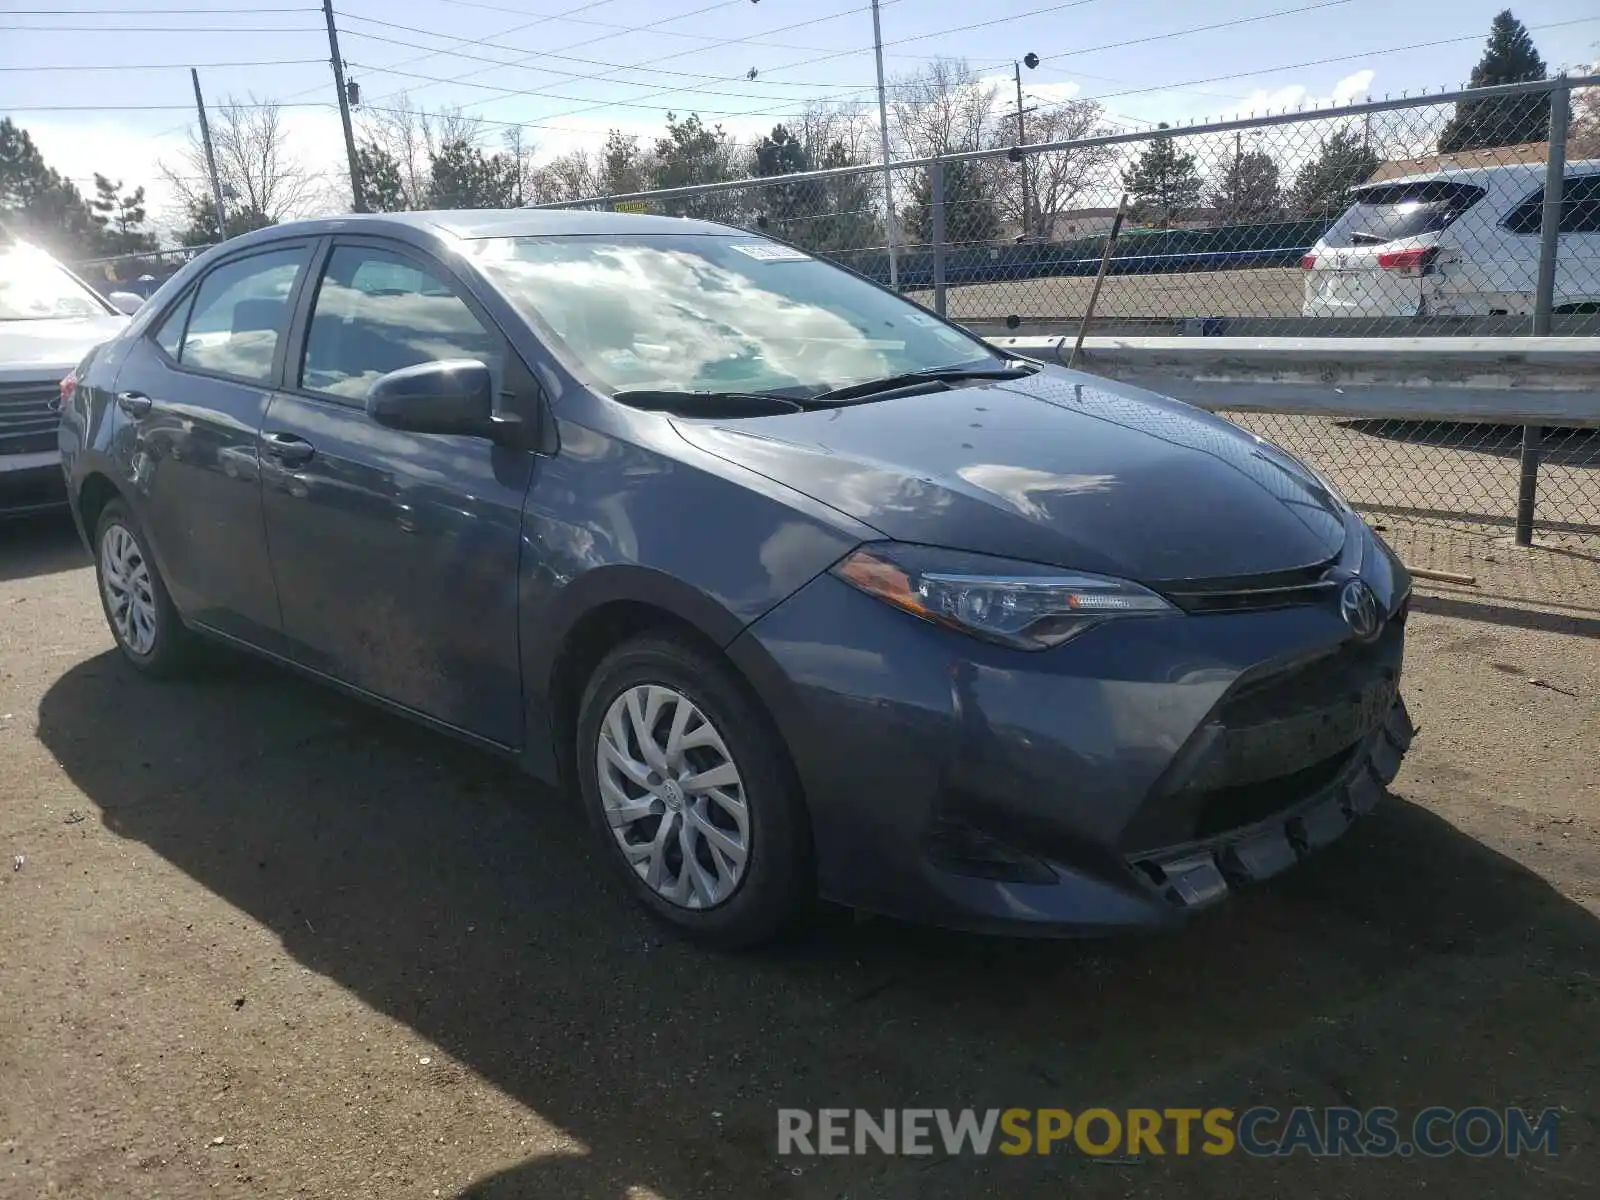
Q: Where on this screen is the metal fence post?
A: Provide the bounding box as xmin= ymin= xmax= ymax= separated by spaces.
xmin=931 ymin=160 xmax=947 ymax=317
xmin=1516 ymin=80 xmax=1569 ymax=545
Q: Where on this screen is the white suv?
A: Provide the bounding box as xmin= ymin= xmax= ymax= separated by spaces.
xmin=1301 ymin=159 xmax=1600 ymax=318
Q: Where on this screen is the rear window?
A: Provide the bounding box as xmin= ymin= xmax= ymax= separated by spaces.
xmin=1320 ymin=181 xmax=1486 ymax=248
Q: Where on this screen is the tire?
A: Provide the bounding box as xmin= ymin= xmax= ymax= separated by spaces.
xmin=93 ymin=498 xmax=198 ymax=677
xmin=576 ymin=635 xmax=812 ymax=949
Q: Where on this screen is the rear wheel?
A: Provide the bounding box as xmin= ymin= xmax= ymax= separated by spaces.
xmin=94 ymin=499 xmax=197 ymax=677
xmin=575 ymin=635 xmax=811 ymax=949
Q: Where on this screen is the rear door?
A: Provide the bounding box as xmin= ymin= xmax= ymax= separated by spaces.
xmin=1497 ymin=172 xmax=1600 ymax=313
xmin=1305 ymin=180 xmax=1485 ymax=318
xmin=259 ymin=237 xmax=538 ymax=746
xmin=107 ymin=241 xmax=315 ymax=647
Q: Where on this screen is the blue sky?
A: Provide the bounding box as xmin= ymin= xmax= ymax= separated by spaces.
xmin=6 ymin=0 xmax=1598 ymax=222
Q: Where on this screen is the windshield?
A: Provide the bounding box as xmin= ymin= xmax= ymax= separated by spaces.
xmin=469 ymin=234 xmax=1001 ymax=397
xmin=0 ymin=247 xmax=111 ymax=320
xmin=1321 ymin=181 xmax=1485 ymax=248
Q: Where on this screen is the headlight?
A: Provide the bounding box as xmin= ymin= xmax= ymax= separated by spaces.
xmin=831 ymin=543 xmax=1176 ymax=651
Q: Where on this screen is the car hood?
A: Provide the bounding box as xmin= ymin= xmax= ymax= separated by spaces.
xmin=0 ymin=314 xmax=127 ymax=376
xmin=670 ymin=367 xmax=1348 ymax=583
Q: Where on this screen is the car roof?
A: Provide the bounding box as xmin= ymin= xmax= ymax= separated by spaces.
xmin=239 ymin=208 xmax=743 ymax=242
xmin=1366 ymin=156 xmax=1600 ymax=189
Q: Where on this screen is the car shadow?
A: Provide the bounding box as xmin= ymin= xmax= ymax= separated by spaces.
xmin=1339 ymin=419 xmax=1600 ymax=469
xmin=36 ymin=652 xmax=1600 ymax=1199
xmin=0 ymin=514 xmax=85 ymax=583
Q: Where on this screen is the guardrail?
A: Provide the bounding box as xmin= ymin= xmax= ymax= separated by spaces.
xmin=986 ymin=334 xmax=1600 ymax=544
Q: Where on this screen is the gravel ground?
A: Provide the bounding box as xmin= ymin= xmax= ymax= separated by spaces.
xmin=917 ymin=268 xmax=1309 ymax=321
xmin=2 ymin=514 xmax=1597 ymax=1200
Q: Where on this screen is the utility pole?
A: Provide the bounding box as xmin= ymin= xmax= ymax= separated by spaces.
xmin=323 ymin=0 xmax=367 ymax=213
xmin=190 ymin=69 xmax=229 ymax=242
xmin=870 ymin=0 xmax=898 ymax=289
xmin=1015 ymin=61 xmax=1030 ymax=241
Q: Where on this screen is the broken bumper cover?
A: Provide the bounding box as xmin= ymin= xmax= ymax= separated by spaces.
xmin=1132 ymin=694 xmax=1414 ymax=910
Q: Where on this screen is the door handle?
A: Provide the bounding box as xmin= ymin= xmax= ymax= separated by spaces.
xmin=262 ymin=432 xmax=316 ymax=467
xmin=116 ymin=391 xmax=153 ymax=417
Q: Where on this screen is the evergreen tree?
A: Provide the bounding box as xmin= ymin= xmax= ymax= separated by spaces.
xmin=1438 ymin=11 xmax=1549 ymax=152
xmin=1288 ymin=129 xmax=1381 ymax=216
xmin=0 ymin=117 xmax=102 ymax=257
xmin=177 ymin=197 xmax=273 ymax=248
xmin=357 ymin=142 xmax=408 ymax=212
xmin=1208 ymin=148 xmax=1282 ymax=223
xmin=752 ymin=124 xmax=816 ymax=242
xmin=904 ymin=159 xmax=1001 ymax=245
xmin=428 ymin=138 xmax=517 ymax=208
xmin=1122 ymin=125 xmax=1203 ymax=228
xmin=88 ymin=173 xmax=157 ymax=254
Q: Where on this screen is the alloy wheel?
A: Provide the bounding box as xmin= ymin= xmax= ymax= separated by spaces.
xmin=100 ymin=523 xmax=158 ymax=656
xmin=596 ymin=683 xmax=751 ymax=910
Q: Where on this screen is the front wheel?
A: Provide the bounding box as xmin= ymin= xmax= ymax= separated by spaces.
xmin=94 ymin=498 xmax=197 ymax=677
xmin=576 ymin=635 xmax=812 ymax=949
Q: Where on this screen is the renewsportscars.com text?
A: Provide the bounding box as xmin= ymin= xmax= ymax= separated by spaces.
xmin=777 ymin=1106 xmax=1560 ymax=1158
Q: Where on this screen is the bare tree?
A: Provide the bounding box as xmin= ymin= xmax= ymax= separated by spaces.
xmin=795 ymin=99 xmax=880 ymax=164
xmin=996 ymin=101 xmax=1120 ymax=239
xmin=529 ymin=148 xmax=599 ymax=203
xmin=159 ymin=95 xmax=318 ymax=225
xmin=500 ymin=124 xmax=540 ymax=207
xmin=889 ymin=58 xmax=998 ymax=159
xmin=351 ymin=95 xmax=490 ymax=211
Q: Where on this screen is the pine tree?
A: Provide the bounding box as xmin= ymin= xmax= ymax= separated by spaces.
xmin=1208 ymin=149 xmax=1282 ymax=223
xmin=177 ymin=197 xmax=272 ymax=248
xmin=1438 ymin=11 xmax=1549 ymax=152
xmin=428 ymin=138 xmax=516 ymax=209
xmin=88 ymin=173 xmax=156 ymax=255
xmin=357 ymin=142 xmax=407 ymax=212
xmin=0 ymin=117 xmax=102 ymax=257
xmin=1122 ymin=125 xmax=1203 ymax=228
xmin=752 ymin=124 xmax=816 ymax=242
xmin=1288 ymin=129 xmax=1381 ymax=216
xmin=904 ymin=159 xmax=1001 ymax=246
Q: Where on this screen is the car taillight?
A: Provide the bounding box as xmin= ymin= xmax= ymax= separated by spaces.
xmin=56 ymin=371 xmax=77 ymax=412
xmin=1377 ymin=246 xmax=1437 ymax=272
xmin=1299 ymin=253 xmax=1317 ymax=270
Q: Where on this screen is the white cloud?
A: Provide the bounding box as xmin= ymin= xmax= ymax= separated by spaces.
xmin=1235 ymin=69 xmax=1377 ymax=117
xmin=977 ymin=74 xmax=1082 ymax=108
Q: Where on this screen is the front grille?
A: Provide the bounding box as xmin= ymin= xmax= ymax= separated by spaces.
xmin=0 ymin=381 xmax=61 ymax=455
xmin=1121 ymin=621 xmax=1404 ymax=852
xmin=1157 ymin=556 xmax=1340 ymax=614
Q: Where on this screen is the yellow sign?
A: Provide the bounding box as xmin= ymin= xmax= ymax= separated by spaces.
xmin=614 ymin=200 xmax=651 ymax=215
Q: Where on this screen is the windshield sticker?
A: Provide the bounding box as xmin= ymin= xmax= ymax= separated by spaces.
xmin=730 ymin=242 xmax=811 ymax=262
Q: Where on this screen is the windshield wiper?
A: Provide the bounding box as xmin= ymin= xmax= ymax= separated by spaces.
xmin=1347 ymin=231 xmax=1387 ymax=245
xmin=610 ymin=388 xmax=805 ymax=418
xmin=805 ymin=362 xmax=1039 ymax=406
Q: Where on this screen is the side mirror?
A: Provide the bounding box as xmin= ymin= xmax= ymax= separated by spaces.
xmin=366 ymin=359 xmax=494 ymax=438
xmin=108 ymin=291 xmax=144 ymax=316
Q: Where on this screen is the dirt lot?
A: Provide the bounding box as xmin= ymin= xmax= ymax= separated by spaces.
xmin=2 ymin=515 xmax=1598 ymax=1200
xmin=919 ymin=267 xmax=1308 ymax=322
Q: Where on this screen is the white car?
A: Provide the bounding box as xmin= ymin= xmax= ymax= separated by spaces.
xmin=0 ymin=242 xmax=138 ymax=516
xmin=1301 ymin=159 xmax=1600 ymax=319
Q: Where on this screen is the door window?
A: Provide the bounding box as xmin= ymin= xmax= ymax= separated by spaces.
xmin=1503 ymin=174 xmax=1600 ymax=235
xmin=300 ymin=245 xmax=502 ymax=401
xmin=151 ymin=290 xmax=195 ymax=359
xmin=178 ymin=247 xmax=309 ymax=383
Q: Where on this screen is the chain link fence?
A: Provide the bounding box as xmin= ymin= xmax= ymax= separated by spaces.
xmin=539 ymin=77 xmax=1600 ymax=586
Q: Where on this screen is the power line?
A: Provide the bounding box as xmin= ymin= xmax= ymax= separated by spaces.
xmin=8 ymin=23 xmax=323 ymax=33
xmin=352 ymin=0 xmax=800 ymax=108
xmin=362 ymin=0 xmax=914 ymax=122
xmin=1039 ymin=16 xmax=1600 ymax=115
xmin=8 ymin=5 xmax=315 ymax=11
xmin=1 ymin=59 xmax=329 ymax=73
xmin=340 ymin=22 xmax=883 ymax=90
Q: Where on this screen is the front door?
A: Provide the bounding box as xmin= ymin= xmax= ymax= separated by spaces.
xmin=259 ymin=239 xmax=536 ymax=746
xmin=110 ymin=243 xmax=315 ymax=647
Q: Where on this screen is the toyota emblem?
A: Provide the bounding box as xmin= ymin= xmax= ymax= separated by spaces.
xmin=1339 ymin=578 xmax=1383 ymax=641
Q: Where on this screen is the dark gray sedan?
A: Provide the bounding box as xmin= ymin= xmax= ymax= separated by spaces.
xmin=59 ymin=210 xmax=1414 ymax=947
